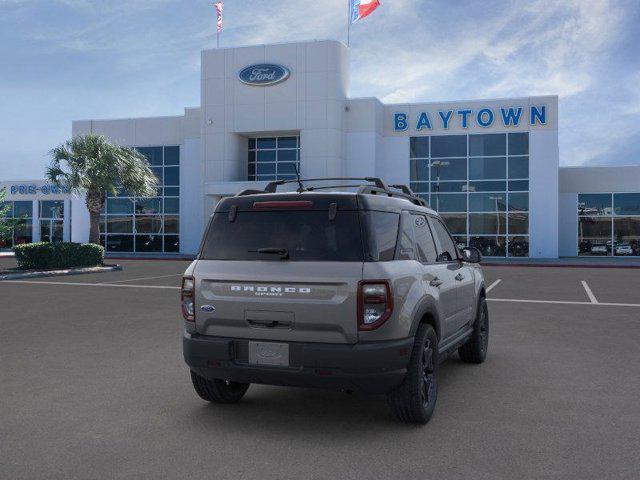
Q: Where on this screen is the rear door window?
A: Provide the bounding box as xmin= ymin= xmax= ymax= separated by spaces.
xmin=412 ymin=214 xmax=438 ymax=263
xmin=429 ymin=217 xmax=458 ymax=262
xmin=397 ymin=213 xmax=416 ymax=260
xmin=200 ymin=210 xmax=363 ymax=261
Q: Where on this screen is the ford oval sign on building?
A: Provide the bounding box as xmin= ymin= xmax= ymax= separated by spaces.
xmin=238 ymin=64 xmax=290 ymax=86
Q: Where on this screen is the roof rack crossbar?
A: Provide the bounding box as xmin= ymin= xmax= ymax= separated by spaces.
xmin=263 ymin=177 xmax=388 ymax=194
xmin=358 ymin=185 xmax=427 ymax=207
xmin=235 ymin=177 xmax=428 ymax=207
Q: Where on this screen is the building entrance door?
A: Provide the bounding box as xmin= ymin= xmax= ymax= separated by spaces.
xmin=39 ymin=200 xmax=65 ymax=243
xmin=40 ymin=219 xmax=64 ymax=242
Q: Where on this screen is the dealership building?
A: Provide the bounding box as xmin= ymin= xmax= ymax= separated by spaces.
xmin=2 ymin=40 xmax=639 ymax=258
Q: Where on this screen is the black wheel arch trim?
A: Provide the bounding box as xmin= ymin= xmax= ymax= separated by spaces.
xmin=409 ymin=297 xmax=442 ymax=340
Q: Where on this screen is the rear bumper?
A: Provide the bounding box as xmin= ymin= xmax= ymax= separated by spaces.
xmin=183 ymin=332 xmax=413 ymax=394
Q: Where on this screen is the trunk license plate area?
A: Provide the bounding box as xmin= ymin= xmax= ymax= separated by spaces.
xmin=248 ymin=341 xmax=290 ymax=367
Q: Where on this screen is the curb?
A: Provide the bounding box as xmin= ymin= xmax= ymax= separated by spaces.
xmin=0 ymin=265 xmax=123 ymax=281
xmin=482 ymin=262 xmax=640 ymax=269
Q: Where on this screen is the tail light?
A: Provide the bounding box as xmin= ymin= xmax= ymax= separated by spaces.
xmin=181 ymin=276 xmax=195 ymax=321
xmin=357 ymin=280 xmax=393 ymax=331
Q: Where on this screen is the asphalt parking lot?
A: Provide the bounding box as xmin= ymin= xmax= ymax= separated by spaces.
xmin=2 ymin=259 xmax=640 ymax=480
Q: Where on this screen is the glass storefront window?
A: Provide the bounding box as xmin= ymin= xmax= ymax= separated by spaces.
xmin=508 ymin=133 xmax=529 ymax=155
xmin=409 ymin=133 xmax=529 ymax=256
xmin=469 ymin=157 xmax=506 ymax=180
xmin=1 ymin=201 xmax=34 ymax=249
xmin=103 ymin=145 xmax=180 ymax=253
xmin=468 ymin=181 xmax=507 ymax=192
xmin=410 ymin=137 xmax=429 ymax=158
xmin=107 ymin=198 xmax=134 ymax=215
xmin=431 ymin=135 xmax=466 ymax=158
xmin=578 ymin=216 xmax=612 ymax=255
xmin=135 ymin=216 xmax=163 ymax=234
xmin=469 ymin=213 xmax=506 ymax=235
xmin=106 ymin=217 xmax=133 ymax=234
xmin=135 ymin=198 xmax=162 ymax=215
xmin=248 ymin=136 xmax=300 ymax=181
xmin=578 ymin=194 xmax=611 ymax=216
xmin=508 ymin=213 xmax=529 ymax=235
xmin=508 ymin=156 xmax=529 ymax=179
xmin=430 ymin=158 xmax=466 ymax=181
xmin=578 ymin=192 xmax=640 ymax=256
xmin=164 ymin=216 xmax=179 ymax=234
xmin=509 ymin=180 xmax=529 ymax=191
xmin=40 ymin=220 xmax=64 ymax=243
xmin=469 ymin=134 xmax=505 ymax=157
xmin=507 ymin=193 xmax=529 ymax=212
xmin=135 ymin=235 xmax=163 ymax=252
xmin=440 ymin=213 xmax=467 ymax=235
xmin=430 ymin=181 xmax=466 ymax=193
xmin=431 ymin=194 xmax=467 ymax=213
xmin=469 ymin=236 xmax=506 ymax=257
xmin=613 ymin=193 xmax=640 ymax=216
xmin=39 ymin=200 xmax=64 ymax=219
xmin=13 ymin=221 xmax=33 ymax=246
xmin=508 ymin=236 xmax=529 ymax=257
xmin=614 ymin=217 xmax=640 ymax=256
xmin=469 ymin=193 xmax=506 ymax=212
xmin=410 ymin=160 xmax=429 ymax=181
xmin=14 ymin=201 xmax=33 ymax=218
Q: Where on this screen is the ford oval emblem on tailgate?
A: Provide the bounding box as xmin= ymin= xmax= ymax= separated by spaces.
xmin=200 ymin=305 xmax=215 ymax=312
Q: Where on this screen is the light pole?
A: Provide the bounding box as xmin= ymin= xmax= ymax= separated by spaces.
xmin=489 ymin=195 xmax=504 ymax=255
xmin=430 ymin=160 xmax=450 ymax=212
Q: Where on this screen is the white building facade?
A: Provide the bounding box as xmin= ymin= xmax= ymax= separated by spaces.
xmin=4 ymin=40 xmax=638 ymax=258
xmin=0 ymin=180 xmax=87 ymax=249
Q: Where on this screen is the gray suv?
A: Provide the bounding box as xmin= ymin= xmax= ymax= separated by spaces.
xmin=182 ymin=178 xmax=488 ymax=424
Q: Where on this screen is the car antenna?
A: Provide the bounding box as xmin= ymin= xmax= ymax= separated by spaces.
xmin=294 ymin=164 xmax=305 ymax=193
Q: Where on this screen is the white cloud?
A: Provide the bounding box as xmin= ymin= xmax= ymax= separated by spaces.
xmin=1 ymin=0 xmax=638 ymax=169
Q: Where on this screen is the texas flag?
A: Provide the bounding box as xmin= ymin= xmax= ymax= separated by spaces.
xmin=350 ymin=0 xmax=381 ymax=23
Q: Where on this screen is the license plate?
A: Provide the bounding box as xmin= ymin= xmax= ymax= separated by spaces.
xmin=248 ymin=341 xmax=290 ymax=367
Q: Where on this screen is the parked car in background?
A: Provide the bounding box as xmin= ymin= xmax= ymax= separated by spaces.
xmin=615 ymin=243 xmax=633 ymax=256
xmin=590 ymin=244 xmax=608 ymax=255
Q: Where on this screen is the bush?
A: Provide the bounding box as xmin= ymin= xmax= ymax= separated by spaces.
xmin=13 ymin=242 xmax=105 ymax=270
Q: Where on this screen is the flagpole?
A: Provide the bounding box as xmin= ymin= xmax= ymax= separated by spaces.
xmin=217 ymin=30 xmax=220 ymax=48
xmin=347 ymin=0 xmax=351 ymax=47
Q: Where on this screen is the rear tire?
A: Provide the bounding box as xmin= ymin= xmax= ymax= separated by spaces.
xmin=458 ymin=297 xmax=489 ymax=364
xmin=386 ymin=324 xmax=438 ymax=424
xmin=190 ymin=370 xmax=250 ymax=404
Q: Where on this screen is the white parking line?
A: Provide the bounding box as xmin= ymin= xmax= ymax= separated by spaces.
xmin=486 ymin=279 xmax=502 ymax=293
xmin=102 ymin=274 xmax=182 ymax=284
xmin=488 ymin=298 xmax=640 ymax=308
xmin=4 ymin=279 xmax=639 ymax=308
xmin=1 ymin=280 xmax=179 ymax=290
xmin=581 ymin=280 xmax=599 ymax=304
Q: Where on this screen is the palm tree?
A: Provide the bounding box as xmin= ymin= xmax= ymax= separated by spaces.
xmin=46 ymin=134 xmax=158 ymax=244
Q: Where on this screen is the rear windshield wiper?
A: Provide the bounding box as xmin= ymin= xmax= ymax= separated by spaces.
xmin=248 ymin=247 xmax=290 ymax=260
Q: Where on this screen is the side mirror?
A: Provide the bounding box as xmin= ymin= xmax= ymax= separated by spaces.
xmin=461 ymin=247 xmax=482 ymax=264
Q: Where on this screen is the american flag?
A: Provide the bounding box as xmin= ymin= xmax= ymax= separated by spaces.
xmin=214 ymin=1 xmax=223 ymax=33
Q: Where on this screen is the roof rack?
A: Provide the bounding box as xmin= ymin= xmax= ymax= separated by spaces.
xmin=235 ymin=177 xmax=428 ymax=207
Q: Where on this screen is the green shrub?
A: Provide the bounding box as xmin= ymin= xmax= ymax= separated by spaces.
xmin=13 ymin=242 xmax=104 ymax=270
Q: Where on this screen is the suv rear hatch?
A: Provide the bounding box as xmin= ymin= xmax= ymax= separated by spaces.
xmin=193 ymin=194 xmax=365 ymax=344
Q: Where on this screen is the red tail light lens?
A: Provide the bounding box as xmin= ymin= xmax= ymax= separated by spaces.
xmin=181 ymin=276 xmax=195 ymax=322
xmin=357 ymin=280 xmax=393 ymax=331
xmin=252 ymin=201 xmax=313 ymax=210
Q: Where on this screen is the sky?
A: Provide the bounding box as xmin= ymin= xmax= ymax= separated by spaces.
xmin=1 ymin=0 xmax=639 ymax=179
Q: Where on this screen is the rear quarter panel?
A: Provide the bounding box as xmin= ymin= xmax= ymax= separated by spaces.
xmin=359 ymin=260 xmax=425 ymax=342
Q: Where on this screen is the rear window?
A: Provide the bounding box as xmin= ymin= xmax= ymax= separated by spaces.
xmin=200 ymin=209 xmax=402 ymax=262
xmin=200 ymin=210 xmax=364 ymax=261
